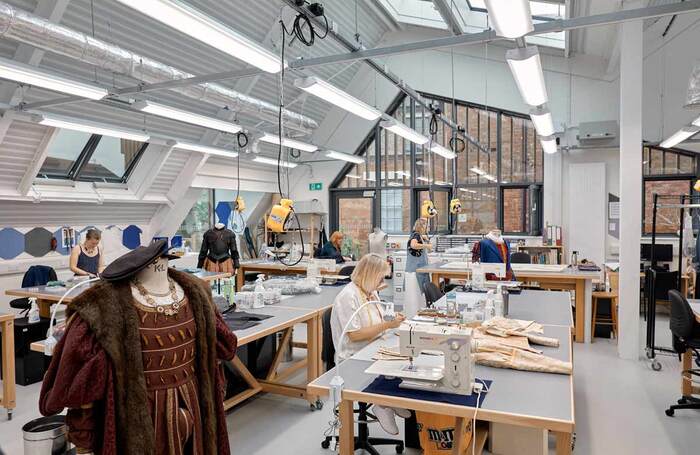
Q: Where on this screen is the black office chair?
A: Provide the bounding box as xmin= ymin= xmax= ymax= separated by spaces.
xmin=424 ymin=282 xmax=444 ymax=309
xmin=338 ymin=265 xmax=355 ymax=277
xmin=10 ymin=265 xmax=57 ymax=316
xmin=665 ymin=290 xmax=700 ymax=417
xmin=320 ymin=308 xmax=405 ymax=453
xmin=510 ymin=252 xmax=531 ymax=264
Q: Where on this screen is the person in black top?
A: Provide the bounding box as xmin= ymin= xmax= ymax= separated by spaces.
xmin=197 ymin=223 xmax=240 ymax=273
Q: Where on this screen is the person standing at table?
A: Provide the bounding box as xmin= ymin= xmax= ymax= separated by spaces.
xmin=406 ymin=218 xmax=432 ymax=293
xmin=70 ymin=228 xmax=104 ymax=277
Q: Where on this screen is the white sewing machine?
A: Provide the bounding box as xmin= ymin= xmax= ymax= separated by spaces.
xmin=365 ymin=323 xmax=475 ymax=395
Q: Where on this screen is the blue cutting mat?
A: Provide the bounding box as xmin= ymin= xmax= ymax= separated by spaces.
xmin=362 ymin=376 xmax=492 ymax=407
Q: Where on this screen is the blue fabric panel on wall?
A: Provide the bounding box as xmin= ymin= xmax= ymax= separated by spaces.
xmin=215 ymin=201 xmax=233 ymax=226
xmin=0 ymin=228 xmax=24 ymax=259
xmin=171 ymin=235 xmax=183 ymax=248
xmin=122 ymin=225 xmax=143 ymax=249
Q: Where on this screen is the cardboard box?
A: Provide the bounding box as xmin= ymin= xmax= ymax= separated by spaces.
xmin=416 ymin=412 xmax=472 ymax=454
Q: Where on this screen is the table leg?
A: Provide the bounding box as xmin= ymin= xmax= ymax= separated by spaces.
xmin=452 ymin=416 xmax=467 ymax=455
xmin=339 ymin=399 xmax=355 ymax=455
xmin=38 ymin=299 xmax=52 ymax=319
xmin=432 ymin=273 xmax=441 ymax=286
xmin=236 ymin=267 xmax=245 ymax=290
xmin=316 ymin=313 xmax=324 ymax=374
xmin=554 ymin=431 xmax=572 ymax=455
xmin=682 ymin=348 xmax=692 ymax=396
xmin=1 ymin=319 xmax=16 ymax=416
xmin=574 ymin=280 xmax=585 ymax=343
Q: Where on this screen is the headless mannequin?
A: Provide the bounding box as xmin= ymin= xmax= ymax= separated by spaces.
xmin=485 ymin=229 xmax=504 ymax=244
xmin=215 ymin=222 xmax=225 ymax=230
xmin=369 ymin=227 xmax=388 ymax=258
xmin=130 ymin=257 xmax=184 ymax=307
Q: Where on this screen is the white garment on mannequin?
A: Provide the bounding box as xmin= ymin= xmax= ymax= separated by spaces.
xmin=214 ymin=222 xmax=225 ymax=230
xmin=369 ymin=228 xmax=388 ymax=258
xmin=486 ymin=230 xmax=504 ymax=244
xmin=130 ymin=257 xmax=184 ymax=307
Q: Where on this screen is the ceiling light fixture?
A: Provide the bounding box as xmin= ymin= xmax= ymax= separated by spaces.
xmin=325 ymin=150 xmax=365 ymax=164
xmin=660 ymin=126 xmax=700 ymax=149
xmin=115 ymin=0 xmax=283 ymax=73
xmin=506 ymin=46 xmax=548 ymax=107
xmin=133 ymin=101 xmax=242 ymax=134
xmin=253 ymin=156 xmax=298 ymax=168
xmin=34 ymin=114 xmax=149 ymax=142
xmin=174 ymin=142 xmax=238 ymax=157
xmin=540 ymin=135 xmax=558 ymax=154
xmin=430 ymin=143 xmax=456 ymax=160
xmin=295 ymin=77 xmax=382 ymax=121
xmin=530 ymin=106 xmax=555 ymax=137
xmin=259 ymin=133 xmax=318 ymax=152
xmin=0 ymin=57 xmax=108 ymax=100
xmin=483 ymin=0 xmax=534 ymax=39
xmin=345 ymin=174 xmax=362 ymax=179
xmin=380 ymin=119 xmax=429 ymax=145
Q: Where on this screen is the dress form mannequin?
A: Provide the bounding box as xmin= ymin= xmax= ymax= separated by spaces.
xmin=486 ymin=229 xmax=504 ymax=244
xmin=369 ymin=227 xmax=388 ymax=258
xmin=130 ymin=257 xmax=184 ymax=306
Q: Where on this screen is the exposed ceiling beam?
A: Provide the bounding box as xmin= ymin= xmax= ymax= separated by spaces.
xmin=432 ymin=0 xmax=465 ymax=35
xmin=18 ymin=126 xmax=59 ymax=196
xmin=127 ymin=144 xmax=174 ymax=199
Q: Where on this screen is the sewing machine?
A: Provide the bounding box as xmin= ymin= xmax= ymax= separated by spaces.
xmin=365 ymin=323 xmax=475 ymax=395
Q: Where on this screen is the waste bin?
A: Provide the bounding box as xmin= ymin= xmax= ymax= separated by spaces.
xmin=22 ymin=415 xmax=68 ymax=455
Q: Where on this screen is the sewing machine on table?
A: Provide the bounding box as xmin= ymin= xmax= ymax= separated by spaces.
xmin=365 ymin=323 xmax=476 ymax=395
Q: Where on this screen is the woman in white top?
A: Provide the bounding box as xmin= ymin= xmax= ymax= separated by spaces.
xmin=330 ymin=253 xmax=409 ymax=435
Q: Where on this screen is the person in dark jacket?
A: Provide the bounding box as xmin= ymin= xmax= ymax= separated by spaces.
xmin=197 ymin=224 xmax=240 ymax=273
xmin=317 ymin=231 xmax=348 ymax=263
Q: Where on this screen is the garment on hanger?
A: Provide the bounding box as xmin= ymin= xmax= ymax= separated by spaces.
xmin=197 ymin=225 xmax=240 ymax=272
xmin=39 ymin=243 xmax=237 ymax=455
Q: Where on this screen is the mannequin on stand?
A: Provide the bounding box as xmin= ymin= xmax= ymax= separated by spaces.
xmin=40 ymin=240 xmax=237 ymax=454
xmin=474 ymin=229 xmax=515 ymax=281
xmin=369 ymin=227 xmax=388 ymax=259
xmin=198 ymin=222 xmax=240 ymax=274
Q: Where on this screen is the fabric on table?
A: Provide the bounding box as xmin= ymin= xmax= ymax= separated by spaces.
xmin=222 ymin=311 xmax=273 ymax=331
xmin=474 ymin=348 xmax=572 ymax=375
xmin=362 ymin=376 xmax=492 ymax=407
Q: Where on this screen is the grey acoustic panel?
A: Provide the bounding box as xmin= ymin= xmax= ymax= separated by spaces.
xmin=25 ymin=227 xmax=54 ymax=257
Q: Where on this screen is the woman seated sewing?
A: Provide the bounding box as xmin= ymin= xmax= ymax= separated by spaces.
xmin=317 ymin=231 xmax=350 ymax=263
xmin=330 ymin=253 xmax=409 ymax=435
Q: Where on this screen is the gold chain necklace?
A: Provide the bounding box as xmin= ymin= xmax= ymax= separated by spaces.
xmin=132 ymin=278 xmax=180 ymax=315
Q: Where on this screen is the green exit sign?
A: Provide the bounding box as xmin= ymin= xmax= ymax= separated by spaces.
xmin=309 ymin=182 xmax=323 ymax=191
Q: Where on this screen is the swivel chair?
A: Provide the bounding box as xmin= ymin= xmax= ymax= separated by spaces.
xmin=424 ymin=282 xmax=444 ymax=309
xmin=320 ymin=308 xmax=405 ymax=454
xmin=9 ymin=265 xmax=57 ymax=316
xmin=665 ymin=290 xmax=700 ymax=417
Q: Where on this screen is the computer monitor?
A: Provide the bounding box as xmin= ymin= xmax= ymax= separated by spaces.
xmin=640 ymin=243 xmax=673 ymax=262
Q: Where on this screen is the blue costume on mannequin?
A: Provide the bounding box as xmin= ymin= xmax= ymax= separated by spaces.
xmin=479 ymin=234 xmax=515 ymax=281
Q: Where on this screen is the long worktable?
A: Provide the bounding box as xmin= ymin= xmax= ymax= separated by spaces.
xmin=417 ymin=263 xmax=599 ymax=343
xmin=237 ymin=260 xmax=354 ymax=289
xmin=308 ymin=289 xmax=576 ymax=455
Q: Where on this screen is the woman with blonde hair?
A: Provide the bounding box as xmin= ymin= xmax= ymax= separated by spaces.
xmin=330 ymin=253 xmax=409 ymax=435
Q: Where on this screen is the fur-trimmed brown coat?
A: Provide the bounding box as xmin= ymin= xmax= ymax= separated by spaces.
xmin=40 ymin=269 xmax=237 ymax=454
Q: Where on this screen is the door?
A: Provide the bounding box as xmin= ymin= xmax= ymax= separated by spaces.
xmin=332 ymin=191 xmax=375 ymax=259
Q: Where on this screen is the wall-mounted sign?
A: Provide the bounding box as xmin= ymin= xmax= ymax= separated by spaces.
xmin=309 ymin=182 xmax=323 ymax=191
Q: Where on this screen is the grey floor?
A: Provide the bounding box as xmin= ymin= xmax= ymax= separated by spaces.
xmin=1 ymin=315 xmax=698 ymax=455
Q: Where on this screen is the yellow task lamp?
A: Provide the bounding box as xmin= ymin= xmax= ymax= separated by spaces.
xmin=421 ymin=199 xmax=438 ymax=219
xmin=450 ymin=198 xmax=462 ymax=214
xmin=694 ymin=179 xmax=700 ymax=192
xmin=268 ymin=199 xmax=294 ymax=233
xmin=234 ymin=196 xmax=246 ymax=213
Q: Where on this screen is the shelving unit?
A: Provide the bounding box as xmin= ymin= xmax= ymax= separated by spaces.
xmin=264 ymin=210 xmax=326 ymax=256
xmin=516 ymin=245 xmax=563 ymax=265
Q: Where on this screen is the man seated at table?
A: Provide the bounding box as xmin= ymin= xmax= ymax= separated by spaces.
xmin=316 ymin=231 xmax=351 ymax=263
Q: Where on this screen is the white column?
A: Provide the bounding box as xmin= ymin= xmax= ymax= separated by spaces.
xmin=618 ymin=15 xmax=643 ymax=360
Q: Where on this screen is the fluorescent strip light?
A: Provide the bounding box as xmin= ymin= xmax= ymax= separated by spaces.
xmin=115 ymin=0 xmax=283 ymax=73
xmin=540 ymin=135 xmax=558 ymax=154
xmin=345 ymin=174 xmax=362 ymax=179
xmin=35 ymin=114 xmax=149 ymax=142
xmin=325 ymin=150 xmax=364 ymax=164
xmin=0 ymin=57 xmax=108 ymax=100
xmin=380 ymin=119 xmax=429 ymax=145
xmin=470 ymin=167 xmax=486 ymax=176
xmin=484 ymin=0 xmax=534 ymax=39
xmin=387 ymin=182 xmax=402 ymax=187
xmin=259 ymin=133 xmax=318 ymax=152
xmin=459 ymin=188 xmax=478 ymax=194
xmin=484 ymin=175 xmax=498 ymax=182
xmin=395 ymin=171 xmax=411 ymax=177
xmin=660 ymin=127 xmax=700 ymax=149
xmin=133 ymin=101 xmax=241 ymax=134
xmin=174 ymin=142 xmax=238 ymax=157
xmin=434 ymin=180 xmax=451 ymax=186
xmin=295 ymin=77 xmax=381 ymax=121
xmin=430 ymin=143 xmax=456 ymax=160
xmin=253 ymin=156 xmax=298 ymax=168
xmin=692 ymin=115 xmax=700 ymax=128
xmin=530 ymin=107 xmax=555 ymax=137
xmin=506 ymin=46 xmax=548 ymax=107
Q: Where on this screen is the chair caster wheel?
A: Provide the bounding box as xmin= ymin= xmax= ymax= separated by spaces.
xmin=396 ymin=443 xmax=404 ymax=454
xmin=321 ymin=440 xmax=330 ymax=449
xmin=651 ymin=360 xmax=662 ymax=371
xmin=678 ymin=398 xmax=687 ymax=405
xmin=665 ymin=408 xmax=674 ymax=417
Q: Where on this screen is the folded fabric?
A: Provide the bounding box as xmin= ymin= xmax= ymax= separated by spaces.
xmin=363 ymin=376 xmax=492 ymax=406
xmin=223 ymin=311 xmax=273 ymax=322
xmin=475 ymin=348 xmax=572 ymax=375
xmin=46 ymin=280 xmax=66 ymax=287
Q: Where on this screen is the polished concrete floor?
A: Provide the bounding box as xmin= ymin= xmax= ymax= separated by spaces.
xmin=0 ymin=315 xmax=698 ymax=455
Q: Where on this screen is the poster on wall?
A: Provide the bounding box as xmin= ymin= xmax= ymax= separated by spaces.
xmin=61 ymin=227 xmax=76 ymax=248
xmin=608 ymin=193 xmax=620 ymax=240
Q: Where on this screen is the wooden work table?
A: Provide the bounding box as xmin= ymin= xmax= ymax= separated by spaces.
xmin=237 ymin=260 xmax=354 ymax=289
xmin=0 ymin=313 xmax=15 ymax=420
xmin=417 ymin=262 xmax=599 ymax=343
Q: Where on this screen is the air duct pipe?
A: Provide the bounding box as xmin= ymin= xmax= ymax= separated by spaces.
xmin=0 ymin=1 xmax=318 ymax=133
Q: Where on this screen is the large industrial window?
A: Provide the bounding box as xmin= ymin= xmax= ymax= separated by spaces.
xmin=330 ymin=93 xmax=544 ymax=236
xmin=37 ymin=130 xmax=149 ymax=183
xmin=176 ymin=189 xmax=214 ymax=252
xmin=642 ymin=145 xmax=697 ymax=235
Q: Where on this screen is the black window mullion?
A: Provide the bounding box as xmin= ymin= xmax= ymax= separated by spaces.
xmin=122 ymin=141 xmax=150 ymax=183
xmin=68 ymin=134 xmax=102 ymax=180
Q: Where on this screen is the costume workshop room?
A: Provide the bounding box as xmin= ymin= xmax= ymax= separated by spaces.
xmin=0 ymin=0 xmax=699 ymax=454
